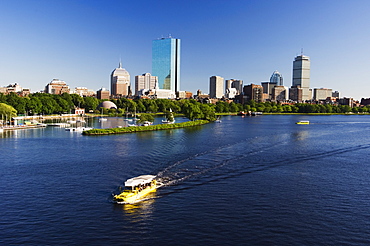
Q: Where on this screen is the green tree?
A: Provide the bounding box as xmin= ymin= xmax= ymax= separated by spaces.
xmin=138 ymin=113 xmax=155 ymax=123
xmin=0 ymin=103 xmax=17 ymax=118
xmin=83 ymin=97 xmax=99 ymax=112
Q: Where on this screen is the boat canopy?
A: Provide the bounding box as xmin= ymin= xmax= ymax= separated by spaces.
xmin=124 ymin=175 xmax=156 ymax=187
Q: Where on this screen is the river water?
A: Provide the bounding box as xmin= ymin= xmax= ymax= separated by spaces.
xmin=1 ymin=115 xmax=370 ymax=245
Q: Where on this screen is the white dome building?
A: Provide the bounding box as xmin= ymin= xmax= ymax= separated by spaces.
xmin=98 ymin=101 xmax=117 ymax=109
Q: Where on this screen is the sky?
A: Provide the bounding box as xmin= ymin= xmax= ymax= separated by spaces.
xmin=1 ymin=0 xmax=370 ymax=100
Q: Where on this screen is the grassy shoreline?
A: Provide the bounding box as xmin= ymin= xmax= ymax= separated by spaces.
xmin=82 ymin=120 xmax=210 ymax=136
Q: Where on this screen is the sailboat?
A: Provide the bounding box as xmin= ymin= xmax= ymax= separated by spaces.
xmin=99 ymin=108 xmax=107 ymax=122
xmin=123 ymin=108 xmax=133 ymax=122
xmin=162 ymin=108 xmax=175 ymax=124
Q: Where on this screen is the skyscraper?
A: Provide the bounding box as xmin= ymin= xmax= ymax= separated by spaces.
xmin=135 ymin=73 xmax=158 ymax=96
xmin=209 ymin=76 xmax=224 ymax=98
xmin=111 ymin=62 xmax=130 ymax=97
xmin=270 ymin=70 xmax=283 ymax=86
xmin=152 ymin=37 xmax=181 ymax=93
xmin=292 ymin=54 xmax=311 ymax=101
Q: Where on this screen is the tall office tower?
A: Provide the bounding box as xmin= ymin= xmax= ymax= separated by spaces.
xmin=209 ymin=76 xmax=224 ymax=98
xmin=292 ymin=54 xmax=311 ymax=101
xmin=270 ymin=70 xmax=283 ymax=86
xmin=152 ymin=37 xmax=181 ymax=92
xmin=111 ymin=62 xmax=130 ymax=97
xmin=135 ymin=73 xmax=158 ymax=96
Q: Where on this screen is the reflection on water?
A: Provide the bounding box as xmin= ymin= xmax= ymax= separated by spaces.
xmin=115 ymin=193 xmax=157 ymax=223
xmin=292 ymin=130 xmax=309 ymax=141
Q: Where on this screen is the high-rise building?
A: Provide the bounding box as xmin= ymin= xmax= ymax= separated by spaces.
xmin=135 ymin=73 xmax=158 ymax=96
xmin=209 ymin=76 xmax=224 ymax=98
xmin=225 ymin=79 xmax=243 ymax=95
xmin=270 ymin=70 xmax=283 ymax=86
xmin=292 ymin=54 xmax=311 ymax=101
xmin=152 ymin=37 xmax=181 ymax=93
xmin=111 ymin=62 xmax=130 ymax=97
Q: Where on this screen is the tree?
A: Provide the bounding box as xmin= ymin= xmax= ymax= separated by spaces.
xmin=138 ymin=113 xmax=155 ymax=123
xmin=0 ymin=103 xmax=17 ymax=118
xmin=83 ymin=97 xmax=99 ymax=112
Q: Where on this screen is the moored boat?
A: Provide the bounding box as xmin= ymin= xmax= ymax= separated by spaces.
xmin=296 ymin=120 xmax=310 ymax=125
xmin=113 ymin=175 xmax=157 ymax=204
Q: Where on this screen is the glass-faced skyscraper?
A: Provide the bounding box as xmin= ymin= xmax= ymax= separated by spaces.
xmin=270 ymin=70 xmax=283 ymax=86
xmin=152 ymin=37 xmax=181 ymax=92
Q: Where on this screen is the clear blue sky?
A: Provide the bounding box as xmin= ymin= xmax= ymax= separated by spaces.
xmin=1 ymin=0 xmax=370 ymax=100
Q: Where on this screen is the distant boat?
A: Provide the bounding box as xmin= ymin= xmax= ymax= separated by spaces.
xmin=65 ymin=126 xmax=93 ymax=132
xmin=215 ymin=116 xmax=221 ymax=123
xmin=296 ymin=120 xmax=310 ymax=125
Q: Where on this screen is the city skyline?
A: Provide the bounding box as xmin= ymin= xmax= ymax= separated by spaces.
xmin=1 ymin=1 xmax=370 ymax=100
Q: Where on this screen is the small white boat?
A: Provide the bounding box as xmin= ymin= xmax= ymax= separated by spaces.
xmin=99 ymin=117 xmax=107 ymax=122
xmin=65 ymin=127 xmax=93 ymax=132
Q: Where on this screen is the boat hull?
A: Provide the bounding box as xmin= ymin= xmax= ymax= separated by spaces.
xmin=114 ymin=186 xmax=157 ymax=204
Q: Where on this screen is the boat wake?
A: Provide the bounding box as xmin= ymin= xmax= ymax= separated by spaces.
xmin=154 ymin=134 xmax=370 ymax=194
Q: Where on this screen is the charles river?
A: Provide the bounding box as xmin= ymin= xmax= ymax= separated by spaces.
xmin=1 ymin=114 xmax=370 ymax=245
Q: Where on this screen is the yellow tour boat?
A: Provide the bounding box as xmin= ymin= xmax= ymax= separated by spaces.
xmin=113 ymin=175 xmax=157 ymax=204
xmin=296 ymin=120 xmax=310 ymax=125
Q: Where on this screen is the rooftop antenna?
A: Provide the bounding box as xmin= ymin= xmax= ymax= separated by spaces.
xmin=301 ymin=48 xmax=304 ymax=56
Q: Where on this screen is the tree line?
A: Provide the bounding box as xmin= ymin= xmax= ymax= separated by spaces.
xmin=0 ymin=92 xmax=368 ymax=120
